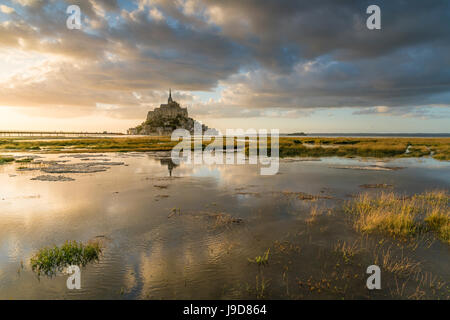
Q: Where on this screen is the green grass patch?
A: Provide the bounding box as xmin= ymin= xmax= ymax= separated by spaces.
xmin=248 ymin=248 xmax=270 ymax=267
xmin=15 ymin=157 xmax=33 ymax=163
xmin=30 ymin=240 xmax=102 ymax=276
xmin=0 ymin=137 xmax=449 ymax=160
xmin=0 ymin=156 xmax=15 ymax=164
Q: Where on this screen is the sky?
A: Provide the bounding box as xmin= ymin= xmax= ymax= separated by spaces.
xmin=0 ymin=0 xmax=449 ymax=133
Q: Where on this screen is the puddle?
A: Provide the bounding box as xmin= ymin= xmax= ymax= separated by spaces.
xmin=0 ymin=152 xmax=448 ymax=299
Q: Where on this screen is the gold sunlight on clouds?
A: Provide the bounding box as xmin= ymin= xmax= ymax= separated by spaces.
xmin=0 ymin=5 xmax=15 ymax=14
xmin=0 ymin=0 xmax=447 ymax=132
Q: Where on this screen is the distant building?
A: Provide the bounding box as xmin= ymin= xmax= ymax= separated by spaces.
xmin=146 ymin=89 xmax=188 ymax=122
xmin=127 ymin=90 xmax=217 ymax=136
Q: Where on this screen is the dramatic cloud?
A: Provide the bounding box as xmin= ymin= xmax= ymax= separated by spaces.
xmin=0 ymin=0 xmax=449 ymax=123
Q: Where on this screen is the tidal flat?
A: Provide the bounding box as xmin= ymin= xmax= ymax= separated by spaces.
xmin=1 ymin=136 xmax=449 ymax=160
xmin=0 ymin=147 xmax=449 ymax=299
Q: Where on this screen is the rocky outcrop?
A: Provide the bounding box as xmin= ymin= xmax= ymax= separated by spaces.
xmin=128 ymin=91 xmax=215 ymax=136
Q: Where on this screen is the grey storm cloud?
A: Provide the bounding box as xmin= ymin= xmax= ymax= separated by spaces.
xmin=0 ymin=0 xmax=448 ymax=118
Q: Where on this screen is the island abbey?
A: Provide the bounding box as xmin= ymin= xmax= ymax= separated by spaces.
xmin=127 ymin=90 xmax=214 ymax=135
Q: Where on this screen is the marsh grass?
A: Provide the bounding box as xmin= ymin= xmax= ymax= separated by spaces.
xmin=375 ymin=247 xmax=422 ymax=277
xmin=255 ymin=275 xmax=270 ymax=299
xmin=0 ymin=155 xmax=15 ymax=164
xmin=280 ymin=191 xmax=333 ymax=201
xmin=247 ymin=248 xmax=271 ymax=299
xmin=1 ymin=137 xmax=449 ymax=160
xmin=0 ymin=137 xmax=177 ymax=153
xmin=30 ymin=240 xmax=102 ymax=276
xmin=413 ymin=271 xmax=447 ymax=294
xmin=306 ymin=206 xmax=324 ymax=225
xmin=334 ymin=240 xmax=359 ymax=264
xmin=345 ymin=190 xmax=449 ymax=243
xmin=168 ymin=209 xmax=244 ymax=230
xmin=168 ymin=207 xmax=182 ymax=218
xmin=248 ymin=248 xmax=270 ymax=267
xmin=211 ymin=213 xmax=244 ymax=229
xmin=425 ymin=211 xmax=450 ymax=243
xmin=15 ymin=157 xmax=33 ymax=163
xmin=277 ymin=137 xmax=450 ymax=160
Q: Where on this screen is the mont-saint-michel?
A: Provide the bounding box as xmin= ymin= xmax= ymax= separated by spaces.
xmin=0 ymin=0 xmax=449 ymax=303
xmin=127 ymin=90 xmax=215 ymax=136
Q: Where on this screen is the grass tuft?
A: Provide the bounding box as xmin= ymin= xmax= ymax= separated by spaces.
xmin=334 ymin=240 xmax=359 ymax=264
xmin=0 ymin=156 xmax=15 ymax=164
xmin=15 ymin=157 xmax=33 ymax=163
xmin=345 ymin=190 xmax=449 ymax=243
xmin=425 ymin=211 xmax=450 ymax=243
xmin=248 ymin=248 xmax=270 ymax=267
xmin=375 ymin=247 xmax=422 ymax=277
xmin=30 ymin=240 xmax=102 ymax=276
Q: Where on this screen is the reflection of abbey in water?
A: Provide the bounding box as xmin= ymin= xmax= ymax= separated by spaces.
xmin=160 ymin=158 xmax=178 ymax=177
xmin=128 ymin=90 xmax=217 ymax=136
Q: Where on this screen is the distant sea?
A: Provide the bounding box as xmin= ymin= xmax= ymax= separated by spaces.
xmin=283 ymin=133 xmax=450 ymax=138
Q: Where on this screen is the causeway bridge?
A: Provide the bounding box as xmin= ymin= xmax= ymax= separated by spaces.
xmin=0 ymin=131 xmax=124 ymax=137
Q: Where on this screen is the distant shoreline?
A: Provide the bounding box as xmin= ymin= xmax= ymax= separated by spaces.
xmin=284 ymin=133 xmax=450 ymax=138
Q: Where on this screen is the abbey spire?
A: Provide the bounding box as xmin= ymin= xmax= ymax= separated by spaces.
xmin=127 ymin=89 xmax=216 ymax=135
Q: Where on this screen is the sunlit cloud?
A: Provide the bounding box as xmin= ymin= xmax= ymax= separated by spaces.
xmin=0 ymin=0 xmax=448 ymax=132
